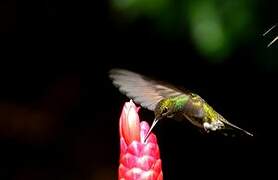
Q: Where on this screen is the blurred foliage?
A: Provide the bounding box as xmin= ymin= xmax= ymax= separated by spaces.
xmin=186 ymin=0 xmax=229 ymax=60
xmin=111 ymin=0 xmax=278 ymax=71
xmin=111 ymin=0 xmax=278 ymax=64
xmin=186 ymin=0 xmax=256 ymax=61
xmin=112 ymin=0 xmax=169 ymax=19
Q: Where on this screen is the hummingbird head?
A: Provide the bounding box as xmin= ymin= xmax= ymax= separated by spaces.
xmin=144 ymin=98 xmax=177 ymax=142
xmin=154 ymin=98 xmax=176 ymax=121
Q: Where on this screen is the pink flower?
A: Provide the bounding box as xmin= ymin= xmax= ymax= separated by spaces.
xmin=119 ymin=100 xmax=163 ymax=180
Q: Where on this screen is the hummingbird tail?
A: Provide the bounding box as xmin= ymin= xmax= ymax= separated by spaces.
xmin=222 ymin=121 xmax=254 ymax=137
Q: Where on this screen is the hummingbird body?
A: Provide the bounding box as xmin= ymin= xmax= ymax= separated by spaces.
xmin=154 ymin=93 xmax=225 ymax=132
xmin=109 ymin=69 xmax=253 ymax=137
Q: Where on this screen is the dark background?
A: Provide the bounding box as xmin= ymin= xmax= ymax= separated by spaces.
xmin=2 ymin=0 xmax=278 ymax=179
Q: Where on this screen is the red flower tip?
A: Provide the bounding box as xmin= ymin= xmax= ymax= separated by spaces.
xmin=120 ymin=100 xmax=140 ymax=145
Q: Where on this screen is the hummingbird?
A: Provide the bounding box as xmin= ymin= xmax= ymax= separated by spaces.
xmin=109 ymin=68 xmax=253 ymax=140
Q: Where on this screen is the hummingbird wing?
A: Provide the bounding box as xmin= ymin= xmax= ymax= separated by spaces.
xmin=109 ymin=69 xmax=188 ymax=111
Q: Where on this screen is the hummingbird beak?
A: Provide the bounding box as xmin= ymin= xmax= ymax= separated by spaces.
xmin=144 ymin=118 xmax=159 ymax=142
